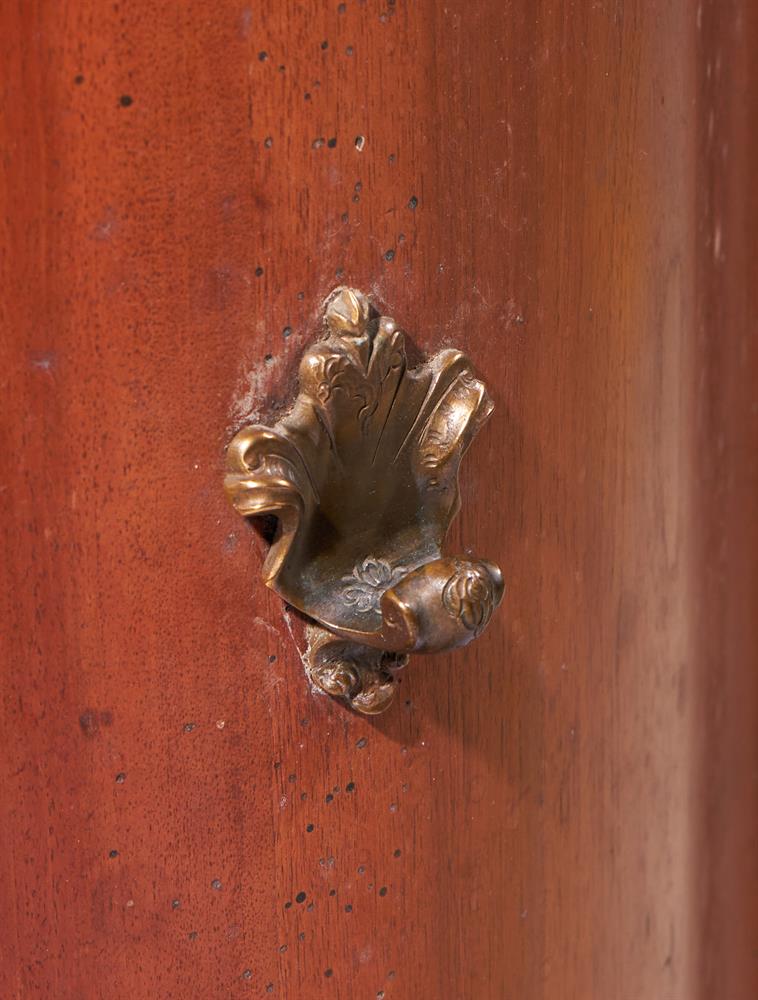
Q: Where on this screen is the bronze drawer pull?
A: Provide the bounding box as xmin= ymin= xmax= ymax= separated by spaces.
xmin=225 ymin=288 xmax=504 ymax=714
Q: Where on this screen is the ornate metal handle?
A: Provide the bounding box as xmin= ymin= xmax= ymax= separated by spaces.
xmin=225 ymin=288 xmax=504 ymax=714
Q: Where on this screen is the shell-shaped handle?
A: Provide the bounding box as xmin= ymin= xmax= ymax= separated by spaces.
xmin=225 ymin=288 xmax=505 ymax=714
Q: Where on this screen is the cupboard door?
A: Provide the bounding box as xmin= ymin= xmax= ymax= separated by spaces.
xmin=1 ymin=2 xmax=755 ymax=998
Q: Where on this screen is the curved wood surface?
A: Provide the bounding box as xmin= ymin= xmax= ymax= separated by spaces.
xmin=1 ymin=2 xmax=755 ymax=997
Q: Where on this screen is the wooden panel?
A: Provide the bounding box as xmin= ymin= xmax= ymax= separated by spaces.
xmin=1 ymin=1 xmax=755 ymax=998
xmin=694 ymin=3 xmax=758 ymax=996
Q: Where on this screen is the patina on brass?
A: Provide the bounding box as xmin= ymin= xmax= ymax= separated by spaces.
xmin=225 ymin=288 xmax=504 ymax=714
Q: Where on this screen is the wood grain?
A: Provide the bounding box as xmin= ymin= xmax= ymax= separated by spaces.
xmin=1 ymin=1 xmax=755 ymax=998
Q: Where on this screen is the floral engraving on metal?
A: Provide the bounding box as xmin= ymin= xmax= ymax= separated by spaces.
xmin=305 ymin=626 xmax=409 ymax=716
xmin=441 ymin=560 xmax=498 ymax=634
xmin=224 ymin=287 xmax=505 ymax=714
xmin=342 ymin=558 xmax=409 ymax=615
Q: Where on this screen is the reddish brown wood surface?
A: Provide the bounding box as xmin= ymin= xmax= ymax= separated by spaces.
xmin=1 ymin=2 xmax=756 ymax=998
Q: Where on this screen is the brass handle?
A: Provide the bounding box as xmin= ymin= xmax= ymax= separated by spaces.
xmin=225 ymin=288 xmax=504 ymax=714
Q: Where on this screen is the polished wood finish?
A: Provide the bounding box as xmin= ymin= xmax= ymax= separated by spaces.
xmin=1 ymin=2 xmax=755 ymax=998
